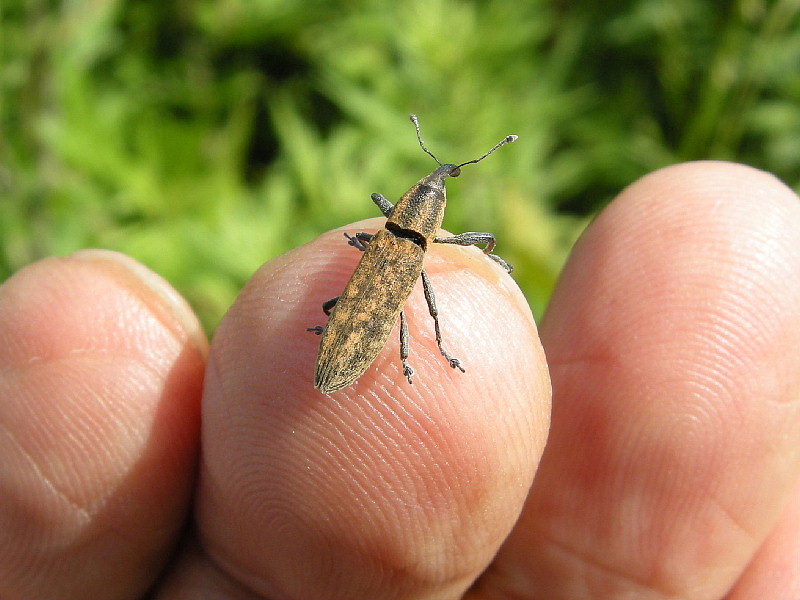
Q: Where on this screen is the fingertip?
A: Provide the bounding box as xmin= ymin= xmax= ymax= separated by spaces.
xmin=632 ymin=160 xmax=794 ymax=206
xmin=544 ymin=160 xmax=800 ymax=352
xmin=0 ymin=250 xmax=208 ymax=364
xmin=503 ymin=160 xmax=800 ymax=597
xmin=0 ymin=252 xmax=205 ymax=598
xmin=198 ymin=220 xmax=550 ymax=598
xmin=69 ymin=249 xmax=209 ymax=358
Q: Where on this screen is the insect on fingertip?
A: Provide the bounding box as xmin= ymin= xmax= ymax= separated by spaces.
xmin=308 ymin=114 xmax=516 ymax=392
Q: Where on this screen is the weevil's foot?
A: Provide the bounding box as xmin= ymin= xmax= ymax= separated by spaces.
xmin=488 ymin=253 xmax=513 ymax=273
xmin=439 ymin=347 xmax=466 ymax=373
xmin=344 ymin=232 xmax=368 ymax=251
xmin=307 ymin=326 xmax=325 ymax=335
xmin=403 ymin=363 xmax=414 ymax=384
xmin=448 ymin=358 xmax=466 ymax=373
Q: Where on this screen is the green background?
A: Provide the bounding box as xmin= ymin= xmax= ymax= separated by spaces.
xmin=3 ymin=0 xmax=800 ymax=331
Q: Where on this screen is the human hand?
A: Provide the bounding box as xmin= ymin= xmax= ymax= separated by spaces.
xmin=1 ymin=161 xmax=798 ymax=599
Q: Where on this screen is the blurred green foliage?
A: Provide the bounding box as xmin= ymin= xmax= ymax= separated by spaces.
xmin=2 ymin=0 xmax=799 ymax=331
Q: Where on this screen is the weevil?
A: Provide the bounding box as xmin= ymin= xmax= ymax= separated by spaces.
xmin=308 ymin=114 xmax=517 ymax=393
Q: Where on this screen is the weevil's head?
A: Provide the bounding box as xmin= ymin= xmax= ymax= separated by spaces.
xmin=413 ymin=164 xmax=462 ymax=193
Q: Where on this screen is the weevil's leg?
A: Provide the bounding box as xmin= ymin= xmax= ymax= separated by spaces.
xmin=433 ymin=232 xmax=513 ymax=273
xmin=322 ymin=296 xmax=339 ymax=315
xmin=356 ymin=232 xmax=373 ymax=244
xmin=371 ymin=193 xmax=395 ymax=218
xmin=421 ymin=270 xmax=466 ymax=373
xmin=344 ymin=232 xmax=373 ymax=252
xmin=306 ymin=296 xmax=340 ymax=334
xmin=400 ymin=310 xmax=414 ymax=384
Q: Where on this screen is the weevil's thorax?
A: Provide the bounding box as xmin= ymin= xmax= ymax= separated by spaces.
xmin=386 ymin=164 xmax=460 ymax=243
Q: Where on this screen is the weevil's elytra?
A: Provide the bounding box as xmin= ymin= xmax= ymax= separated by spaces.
xmin=308 ymin=115 xmax=517 ymax=394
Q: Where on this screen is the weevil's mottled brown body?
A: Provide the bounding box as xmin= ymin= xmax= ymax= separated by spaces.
xmin=310 ymin=115 xmax=516 ymax=393
xmin=314 ymin=166 xmax=455 ymax=393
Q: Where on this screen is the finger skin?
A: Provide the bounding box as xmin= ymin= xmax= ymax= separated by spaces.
xmin=0 ymin=251 xmax=207 ymax=599
xmin=725 ymin=478 xmax=800 ymax=599
xmin=188 ymin=218 xmax=551 ymax=600
xmin=471 ymin=161 xmax=800 ymax=599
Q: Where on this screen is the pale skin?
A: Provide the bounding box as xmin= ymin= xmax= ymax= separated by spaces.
xmin=1 ymin=161 xmax=799 ymax=599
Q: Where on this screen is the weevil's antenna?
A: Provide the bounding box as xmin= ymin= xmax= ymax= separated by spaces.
xmin=456 ymin=134 xmax=518 ymax=169
xmin=410 ymin=113 xmax=518 ymax=169
xmin=410 ymin=114 xmax=442 ymax=165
